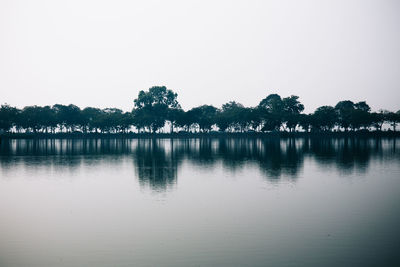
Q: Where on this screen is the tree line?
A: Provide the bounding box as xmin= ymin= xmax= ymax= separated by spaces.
xmin=1 ymin=86 xmax=399 ymax=134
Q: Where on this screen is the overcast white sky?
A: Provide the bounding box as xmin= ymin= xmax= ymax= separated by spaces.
xmin=0 ymin=0 xmax=399 ymax=113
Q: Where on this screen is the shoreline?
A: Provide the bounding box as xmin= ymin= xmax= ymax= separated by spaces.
xmin=1 ymin=131 xmax=400 ymax=139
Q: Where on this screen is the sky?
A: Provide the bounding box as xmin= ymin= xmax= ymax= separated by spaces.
xmin=0 ymin=0 xmax=399 ymax=113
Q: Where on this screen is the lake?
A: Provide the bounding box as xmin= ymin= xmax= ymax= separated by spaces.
xmin=0 ymin=137 xmax=399 ymax=267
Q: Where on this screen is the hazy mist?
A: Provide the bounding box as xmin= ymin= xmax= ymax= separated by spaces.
xmin=1 ymin=0 xmax=399 ymax=112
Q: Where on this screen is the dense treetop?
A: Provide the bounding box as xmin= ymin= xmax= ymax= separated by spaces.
xmin=1 ymin=86 xmax=399 ymax=134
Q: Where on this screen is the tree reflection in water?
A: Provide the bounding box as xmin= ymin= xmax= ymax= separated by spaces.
xmin=0 ymin=137 xmax=398 ymax=191
xmin=134 ymin=139 xmax=180 ymax=192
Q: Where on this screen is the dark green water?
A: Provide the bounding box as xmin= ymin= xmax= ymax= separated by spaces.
xmin=0 ymin=138 xmax=399 ymax=267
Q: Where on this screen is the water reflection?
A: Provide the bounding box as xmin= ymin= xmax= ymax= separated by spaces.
xmin=0 ymin=138 xmax=399 ymax=190
xmin=309 ymin=138 xmax=392 ymax=174
xmin=134 ymin=139 xmax=180 ymax=192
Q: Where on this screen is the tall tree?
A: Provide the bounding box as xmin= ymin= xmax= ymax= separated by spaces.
xmin=385 ymin=111 xmax=400 ymax=131
xmin=298 ymin=113 xmax=313 ymax=132
xmin=188 ymin=105 xmax=217 ymax=132
xmin=217 ymin=101 xmax=250 ymax=132
xmin=19 ymin=106 xmax=43 ymax=132
xmin=311 ymin=106 xmax=337 ymax=131
xmin=167 ymin=108 xmax=185 ymax=133
xmin=370 ymin=111 xmax=385 ymax=131
xmin=133 ymin=86 xmax=180 ymax=133
xmin=0 ymin=104 xmax=19 ymax=133
xmin=175 ymin=110 xmax=193 ymax=132
xmin=53 ymin=104 xmax=82 ymax=132
xmin=282 ymin=95 xmax=304 ymax=132
xmin=350 ymin=101 xmax=371 ymax=130
xmin=258 ymin=94 xmax=284 ymax=132
xmin=82 ymin=107 xmax=103 ymax=133
xmin=335 ymin=100 xmax=355 ymax=131
xmin=259 ymin=94 xmax=283 ymax=113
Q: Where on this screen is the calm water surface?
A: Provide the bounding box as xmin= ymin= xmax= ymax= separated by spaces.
xmin=0 ymin=138 xmax=399 ymax=267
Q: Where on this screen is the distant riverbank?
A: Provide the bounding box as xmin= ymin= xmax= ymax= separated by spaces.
xmin=1 ymin=131 xmax=399 ymax=139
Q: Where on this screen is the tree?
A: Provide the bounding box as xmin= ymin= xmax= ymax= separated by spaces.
xmin=259 ymin=94 xmax=283 ymax=113
xmin=350 ymin=101 xmax=371 ymax=130
xmin=385 ymin=111 xmax=400 ymax=131
xmin=216 ymin=101 xmax=250 ymax=132
xmin=354 ymin=101 xmax=371 ymax=112
xmin=258 ymin=94 xmax=284 ymax=132
xmin=82 ymin=107 xmax=103 ymax=133
xmin=282 ymin=95 xmax=304 ymax=132
xmin=173 ymin=110 xmax=192 ymax=132
xmin=335 ymin=100 xmax=355 ymax=131
xmin=1 ymin=93 xmax=398 ymax=135
xmin=298 ymin=114 xmax=312 ymax=132
xmin=120 ymin=112 xmax=134 ymax=133
xmin=167 ymin=108 xmax=185 ymax=133
xmin=102 ymin=108 xmax=124 ymax=133
xmin=248 ymin=107 xmax=263 ymax=131
xmin=311 ymin=106 xmax=337 ymax=131
xmin=19 ymin=106 xmax=43 ymax=132
xmin=39 ymin=106 xmax=57 ymax=133
xmin=370 ymin=111 xmax=385 ymax=131
xmin=53 ymin=104 xmax=82 ymax=132
xmin=215 ymin=109 xmax=230 ymax=132
xmin=133 ymin=86 xmax=180 ymax=133
xmin=188 ymin=105 xmax=217 ymax=132
xmin=0 ymin=104 xmax=19 ymax=133
xmin=261 ymin=112 xmax=282 ymax=132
